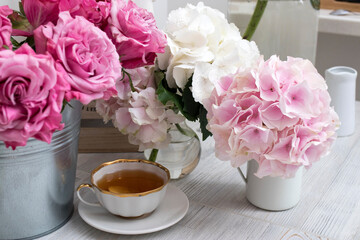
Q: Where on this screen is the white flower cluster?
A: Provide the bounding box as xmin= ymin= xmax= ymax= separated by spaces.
xmin=157 ymin=2 xmax=260 ymax=104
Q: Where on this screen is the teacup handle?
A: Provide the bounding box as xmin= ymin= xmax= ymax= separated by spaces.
xmin=237 ymin=167 xmax=247 ymax=183
xmin=77 ymin=183 xmax=102 ymax=207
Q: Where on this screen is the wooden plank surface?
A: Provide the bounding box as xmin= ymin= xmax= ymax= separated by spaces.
xmin=321 ymin=0 xmax=360 ymax=12
xmin=40 ymin=103 xmax=360 ymax=240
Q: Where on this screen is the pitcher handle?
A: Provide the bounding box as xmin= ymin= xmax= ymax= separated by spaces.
xmin=237 ymin=167 xmax=247 ymax=183
xmin=77 ymin=183 xmax=102 ymax=207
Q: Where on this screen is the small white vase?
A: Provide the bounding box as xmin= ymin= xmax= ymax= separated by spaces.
xmin=239 ymin=160 xmax=303 ymax=211
xmin=325 ymin=66 xmax=357 ymax=137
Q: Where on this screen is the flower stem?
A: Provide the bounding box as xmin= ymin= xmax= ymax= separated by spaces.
xmin=242 ymin=0 xmax=268 ymax=41
xmin=175 ymin=123 xmax=199 ymax=140
xmin=122 ymin=68 xmax=136 ymax=92
xmin=148 ymin=149 xmax=159 ymax=162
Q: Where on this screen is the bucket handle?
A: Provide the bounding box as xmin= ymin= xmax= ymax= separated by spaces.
xmin=77 ymin=184 xmax=102 ymax=207
xmin=237 ymin=167 xmax=247 ymax=183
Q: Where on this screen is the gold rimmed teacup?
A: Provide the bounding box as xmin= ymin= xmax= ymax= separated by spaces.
xmin=77 ymin=159 xmax=170 ymax=218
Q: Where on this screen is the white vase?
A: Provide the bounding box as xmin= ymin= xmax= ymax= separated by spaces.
xmin=239 ymin=160 xmax=303 ymax=211
xmin=325 ymin=66 xmax=357 ymax=137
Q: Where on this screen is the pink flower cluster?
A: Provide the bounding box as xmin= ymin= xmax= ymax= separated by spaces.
xmin=106 ymin=0 xmax=167 ymax=69
xmin=59 ymin=0 xmax=111 ymax=27
xmin=34 ymin=11 xmax=122 ymax=105
xmin=0 ymin=5 xmax=12 ymax=50
xmin=206 ymin=56 xmax=340 ymax=178
xmin=14 ymin=0 xmax=167 ymax=69
xmin=96 ymin=67 xmax=184 ymax=151
xmin=0 ymin=45 xmax=65 ymax=149
xmin=0 ymin=0 xmax=167 ymax=149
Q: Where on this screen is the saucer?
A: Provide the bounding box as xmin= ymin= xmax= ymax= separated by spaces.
xmin=78 ymin=184 xmax=189 ymax=235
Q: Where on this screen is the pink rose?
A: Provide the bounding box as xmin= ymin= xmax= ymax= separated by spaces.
xmin=0 ymin=5 xmax=13 ymax=49
xmin=207 ymin=56 xmax=340 ymax=178
xmin=59 ymin=0 xmax=110 ymax=28
xmin=22 ymin=0 xmax=60 ymax=29
xmin=106 ymin=0 xmax=167 ymax=69
xmin=34 ymin=11 xmax=122 ymax=104
xmin=0 ymin=44 xmax=66 ymax=149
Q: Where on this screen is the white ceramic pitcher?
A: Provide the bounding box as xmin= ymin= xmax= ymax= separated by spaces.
xmin=325 ymin=66 xmax=357 ymax=137
xmin=238 ymin=160 xmax=303 ymax=211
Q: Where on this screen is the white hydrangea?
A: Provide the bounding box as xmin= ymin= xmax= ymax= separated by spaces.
xmin=157 ymin=2 xmax=261 ymax=104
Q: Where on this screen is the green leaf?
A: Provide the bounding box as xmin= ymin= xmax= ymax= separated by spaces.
xmin=154 ymin=70 xmax=165 ymax=86
xmin=19 ymin=2 xmax=26 ymax=17
xmin=199 ymin=106 xmax=212 ymax=141
xmin=182 ymin=77 xmax=200 ymax=120
xmin=8 ymin=11 xmax=32 ymax=33
xmin=156 ymin=79 xmax=197 ymax=121
xmin=61 ymin=100 xmax=73 ymax=113
xmin=25 ymin=36 xmax=35 ymax=49
xmin=2 ymin=45 xmax=9 ymax=50
xmin=10 ymin=37 xmax=20 ymax=47
xmin=156 ymin=78 xmax=181 ymax=105
xmin=310 ymin=0 xmax=320 ymax=10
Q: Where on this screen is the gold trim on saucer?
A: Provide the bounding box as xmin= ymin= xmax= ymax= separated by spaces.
xmin=90 ymin=159 xmax=170 ymax=198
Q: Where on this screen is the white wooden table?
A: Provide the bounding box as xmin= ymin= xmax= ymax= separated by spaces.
xmin=40 ymin=103 xmax=360 ymax=240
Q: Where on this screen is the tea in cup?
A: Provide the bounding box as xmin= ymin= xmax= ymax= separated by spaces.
xmin=77 ymin=159 xmax=170 ymax=218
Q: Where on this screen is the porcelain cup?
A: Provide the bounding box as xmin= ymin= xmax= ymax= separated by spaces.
xmin=77 ymin=159 xmax=170 ymax=218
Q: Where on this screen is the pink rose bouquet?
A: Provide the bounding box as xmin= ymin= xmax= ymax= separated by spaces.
xmin=106 ymin=0 xmax=167 ymax=69
xmin=0 ymin=5 xmax=13 ymax=49
xmin=59 ymin=0 xmax=110 ymax=28
xmin=205 ymin=56 xmax=340 ymax=178
xmin=0 ymin=44 xmax=66 ymax=149
xmin=34 ymin=11 xmax=121 ymax=105
xmin=1 ymin=0 xmax=167 ymax=150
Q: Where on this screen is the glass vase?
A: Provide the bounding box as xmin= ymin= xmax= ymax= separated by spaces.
xmin=228 ymin=0 xmax=319 ymax=63
xmin=144 ymin=123 xmax=201 ymax=179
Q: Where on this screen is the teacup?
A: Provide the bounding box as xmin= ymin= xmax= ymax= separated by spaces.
xmin=77 ymin=159 xmax=170 ymax=218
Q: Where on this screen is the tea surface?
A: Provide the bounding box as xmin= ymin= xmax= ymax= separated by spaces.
xmin=96 ymin=170 xmax=164 ymax=194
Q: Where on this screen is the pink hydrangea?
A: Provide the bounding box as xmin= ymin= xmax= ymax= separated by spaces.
xmin=59 ymin=0 xmax=110 ymax=28
xmin=0 ymin=5 xmax=13 ymax=50
xmin=206 ymin=56 xmax=340 ymax=178
xmin=0 ymin=44 xmax=66 ymax=149
xmin=106 ymin=0 xmax=167 ymax=69
xmin=116 ymin=67 xmax=156 ymax=100
xmin=34 ymin=11 xmax=122 ymax=105
xmin=96 ymin=67 xmax=184 ymax=151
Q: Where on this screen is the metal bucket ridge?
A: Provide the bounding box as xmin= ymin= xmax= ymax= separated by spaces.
xmin=0 ymin=100 xmax=82 ymax=240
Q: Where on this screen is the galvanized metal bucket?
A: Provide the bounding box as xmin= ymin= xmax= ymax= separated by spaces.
xmin=0 ymin=100 xmax=82 ymax=240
